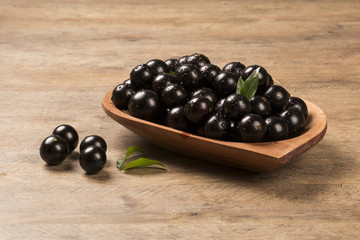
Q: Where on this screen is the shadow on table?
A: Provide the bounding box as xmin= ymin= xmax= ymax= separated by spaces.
xmin=123 ymin=136 xmax=354 ymax=201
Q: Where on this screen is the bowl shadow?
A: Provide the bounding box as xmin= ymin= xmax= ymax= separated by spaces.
xmin=119 ymin=134 xmax=352 ymax=201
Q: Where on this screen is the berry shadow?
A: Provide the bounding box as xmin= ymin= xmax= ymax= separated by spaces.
xmin=84 ymin=169 xmax=111 ymax=183
xmin=43 ymin=161 xmax=73 ymax=172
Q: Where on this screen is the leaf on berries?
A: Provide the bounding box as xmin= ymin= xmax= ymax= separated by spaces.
xmin=236 ymin=67 xmax=260 ymax=101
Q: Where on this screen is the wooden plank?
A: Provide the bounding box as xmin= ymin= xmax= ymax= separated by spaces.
xmin=0 ymin=0 xmax=360 ymax=239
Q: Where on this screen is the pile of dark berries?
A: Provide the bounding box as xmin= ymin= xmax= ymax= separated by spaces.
xmin=111 ymin=53 xmax=308 ymax=142
xmin=40 ymin=124 xmax=107 ymax=174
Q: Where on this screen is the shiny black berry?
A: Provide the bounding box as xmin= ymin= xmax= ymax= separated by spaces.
xmin=186 ymin=53 xmax=211 ymax=68
xmin=166 ymin=106 xmax=190 ymax=131
xmin=128 ymin=90 xmax=160 ymax=122
xmin=263 ymin=85 xmax=290 ymax=113
xmin=222 ymin=62 xmax=245 ymax=79
xmin=214 ymin=98 xmax=225 ymax=114
xmin=222 ymin=94 xmax=251 ymax=120
xmin=80 ymin=135 xmax=107 ymax=153
xmin=175 ymin=55 xmax=188 ymax=69
xmin=264 ymin=116 xmax=289 ymax=141
xmin=190 ymin=87 xmax=217 ymax=104
xmin=228 ymin=120 xmax=242 ymax=141
xmin=161 ymin=84 xmax=188 ymax=108
xmin=165 ymin=58 xmax=178 ymax=72
xmin=250 ymin=95 xmax=272 ymax=118
xmin=123 ymin=79 xmax=131 ymax=85
xmin=200 ymin=64 xmax=221 ymax=87
xmin=237 ymin=114 xmax=267 ymax=142
xmin=268 ymin=74 xmax=274 ymax=85
xmin=40 ymin=135 xmax=69 ymax=165
xmin=175 ymin=64 xmax=203 ymax=91
xmin=79 ymin=146 xmax=106 ymax=174
xmin=52 ymin=124 xmax=78 ymax=153
xmin=204 ymin=114 xmax=229 ymax=140
xmin=213 ymin=71 xmax=238 ymax=97
xmin=146 ymin=59 xmax=169 ymax=75
xmin=241 ymin=65 xmax=271 ymax=95
xmin=152 ymin=73 xmax=180 ymax=95
xmin=111 ymin=83 xmax=135 ymax=110
xmin=288 ymin=97 xmax=308 ymax=120
xmin=279 ymin=107 xmax=305 ymax=137
xmin=184 ymin=97 xmax=213 ymax=125
xmin=130 ymin=64 xmax=154 ymax=90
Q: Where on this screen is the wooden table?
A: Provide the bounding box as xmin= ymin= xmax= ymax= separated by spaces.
xmin=1 ymin=0 xmax=359 ymax=239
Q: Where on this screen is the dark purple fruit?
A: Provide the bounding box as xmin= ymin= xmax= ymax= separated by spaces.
xmin=279 ymin=107 xmax=305 ymax=137
xmin=190 ymin=87 xmax=217 ymax=104
xmin=123 ymin=79 xmax=131 ymax=85
xmin=130 ymin=64 xmax=154 ymax=90
xmin=175 ymin=55 xmax=188 ymax=69
xmin=213 ymin=71 xmax=238 ymax=97
xmin=263 ymin=85 xmax=290 ymax=113
xmin=146 ymin=59 xmax=169 ymax=75
xmin=227 ymin=120 xmax=242 ymax=141
xmin=40 ymin=135 xmax=69 ymax=165
xmin=79 ymin=146 xmax=106 ymax=174
xmin=152 ymin=73 xmax=180 ymax=95
xmin=237 ymin=114 xmax=267 ymax=142
xmin=222 ymin=62 xmax=245 ymax=79
xmin=128 ymin=89 xmax=160 ymax=122
xmin=264 ymin=116 xmax=289 ymax=141
xmin=161 ymin=84 xmax=188 ymax=108
xmin=222 ymin=94 xmax=251 ymax=120
xmin=175 ymin=64 xmax=203 ymax=91
xmin=184 ymin=97 xmax=213 ymax=125
xmin=241 ymin=65 xmax=271 ymax=95
xmin=250 ymin=95 xmax=272 ymax=118
xmin=268 ymin=74 xmax=274 ymax=85
xmin=204 ymin=114 xmax=229 ymax=140
xmin=52 ymin=124 xmax=78 ymax=153
xmin=80 ymin=135 xmax=107 ymax=153
xmin=166 ymin=106 xmax=190 ymax=131
xmin=214 ymin=98 xmax=225 ymax=114
xmin=200 ymin=64 xmax=221 ymax=87
xmin=186 ymin=53 xmax=211 ymax=68
xmin=165 ymin=58 xmax=178 ymax=72
xmin=288 ymin=97 xmax=308 ymax=120
xmin=111 ymin=83 xmax=135 ymax=110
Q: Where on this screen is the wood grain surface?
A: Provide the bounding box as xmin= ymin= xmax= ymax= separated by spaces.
xmin=1 ymin=0 xmax=360 ymax=239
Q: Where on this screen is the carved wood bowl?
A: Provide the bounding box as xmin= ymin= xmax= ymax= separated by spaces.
xmin=102 ymin=90 xmax=327 ymax=172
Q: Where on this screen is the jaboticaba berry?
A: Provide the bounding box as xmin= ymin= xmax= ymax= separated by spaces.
xmin=112 ymin=53 xmax=308 ymax=142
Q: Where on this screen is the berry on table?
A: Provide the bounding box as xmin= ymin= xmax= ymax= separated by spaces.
xmin=52 ymin=124 xmax=78 ymax=153
xmin=79 ymin=145 xmax=107 ymax=174
xmin=80 ymin=135 xmax=107 ymax=153
xmin=40 ymin=135 xmax=69 ymax=165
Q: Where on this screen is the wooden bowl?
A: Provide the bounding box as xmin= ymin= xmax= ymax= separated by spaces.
xmin=102 ymin=91 xmax=327 ymax=172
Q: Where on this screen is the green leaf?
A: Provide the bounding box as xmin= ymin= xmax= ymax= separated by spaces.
xmin=236 ymin=76 xmax=245 ymax=95
xmin=116 ymin=146 xmax=145 ymax=170
xmin=116 ymin=158 xmax=126 ymax=170
xmin=125 ymin=146 xmax=144 ymax=159
xmin=122 ymin=157 xmax=166 ymax=171
xmin=169 ymin=70 xmax=175 ymax=75
xmin=236 ymin=67 xmax=260 ymax=101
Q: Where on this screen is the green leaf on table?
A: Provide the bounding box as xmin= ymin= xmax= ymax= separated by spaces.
xmin=125 ymin=146 xmax=144 ymax=159
xmin=116 ymin=146 xmax=145 ymax=170
xmin=236 ymin=67 xmax=260 ymax=101
xmin=122 ymin=157 xmax=166 ymax=171
xmin=170 ymin=70 xmax=175 ymax=75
